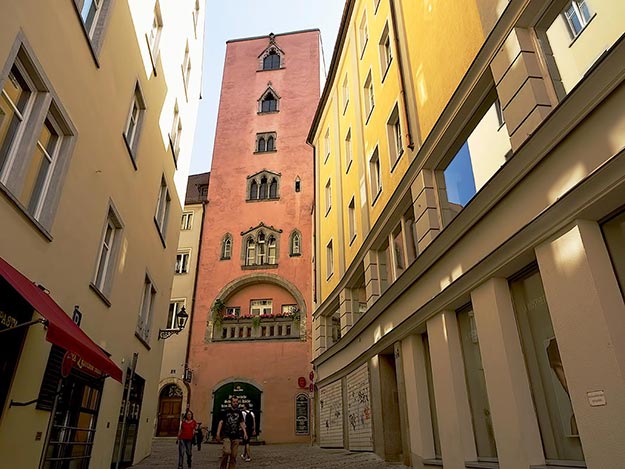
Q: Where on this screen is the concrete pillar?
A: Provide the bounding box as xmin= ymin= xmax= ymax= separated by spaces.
xmin=536 ymin=221 xmax=625 ymax=468
xmin=470 ymin=278 xmax=545 ymax=468
xmin=490 ymin=28 xmax=554 ymax=150
xmin=411 ymin=169 xmax=441 ymax=252
xmin=401 ymin=334 xmax=436 ymax=467
xmin=426 ymin=311 xmax=477 ymax=468
xmin=369 ymin=355 xmax=386 ymax=460
xmin=364 ymin=250 xmax=381 ymax=308
xmin=394 ymin=342 xmax=412 ymax=467
xmin=339 ymin=288 xmax=354 ymax=336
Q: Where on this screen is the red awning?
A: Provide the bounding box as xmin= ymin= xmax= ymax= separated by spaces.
xmin=0 ymin=256 xmax=123 ymax=383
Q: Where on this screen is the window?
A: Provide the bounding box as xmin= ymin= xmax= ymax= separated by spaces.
xmin=74 ymin=0 xmax=111 ymax=54
xmin=124 ymin=83 xmax=146 ymax=161
xmin=192 ymin=0 xmax=200 ymax=38
xmin=495 ymin=98 xmax=505 ymax=127
xmin=93 ymin=206 xmax=122 ymax=297
xmin=136 ymin=275 xmax=156 ymax=343
xmin=325 ymin=179 xmax=331 ymax=214
xmin=387 ymin=104 xmax=403 ymax=167
xmin=510 ymin=269 xmax=584 ymax=461
xmin=247 ymin=171 xmax=280 ymax=201
xmin=251 ymin=299 xmax=272 ymax=316
xmin=344 ymin=129 xmax=352 ymax=171
xmin=440 ymin=96 xmax=512 ymax=221
xmin=263 ymin=50 xmax=281 ymax=70
xmin=457 ymin=306 xmax=497 ymax=458
xmin=170 ymin=102 xmax=182 ymax=160
xmin=290 ymin=231 xmax=301 ymax=256
xmin=242 ymin=226 xmax=280 ymax=266
xmin=369 ymin=147 xmax=381 ymax=200
xmin=182 ymin=42 xmax=192 ymax=92
xmin=359 ymin=13 xmax=369 ymax=57
xmin=148 ymin=1 xmax=163 ymax=64
xmin=155 ymin=177 xmax=171 ymax=239
xmin=342 ymin=76 xmax=349 ymax=112
xmin=326 ymin=240 xmax=334 ymax=278
xmin=225 ymin=307 xmax=240 ymax=316
xmin=175 ymin=251 xmax=190 ymax=274
xmin=294 ymin=177 xmax=301 ymax=193
xmin=379 ymin=23 xmax=392 ymax=78
xmin=348 ymin=197 xmax=356 ymax=242
xmin=0 ymin=46 xmax=75 ymax=230
xmin=324 ymin=128 xmax=331 ymax=161
xmin=363 ymin=71 xmax=375 ymax=121
xmin=181 ymin=211 xmax=193 ymax=230
xmin=167 ymin=300 xmax=185 ymax=329
xmin=259 ymin=89 xmax=279 ymax=113
xmin=563 ymin=0 xmax=592 ymax=37
xmin=221 ymin=234 xmax=232 ymax=260
xmin=256 ymin=132 xmax=276 ymax=152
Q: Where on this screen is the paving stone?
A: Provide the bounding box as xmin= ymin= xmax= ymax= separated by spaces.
xmin=131 ymin=439 xmax=408 ymax=468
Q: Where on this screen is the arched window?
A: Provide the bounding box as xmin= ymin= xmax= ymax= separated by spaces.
xmin=258 ymin=137 xmax=266 ymax=152
xmin=267 ymin=136 xmax=275 ymax=151
xmin=221 ymin=234 xmax=232 ymax=260
xmin=268 ymin=236 xmax=277 ymax=264
xmin=263 ymin=50 xmax=281 ymax=70
xmin=246 ymin=238 xmax=256 ymax=265
xmin=250 ymin=180 xmax=258 ymax=200
xmin=269 ymin=178 xmax=278 ymax=199
xmin=261 ymin=92 xmax=277 ymax=113
xmin=290 ymin=231 xmax=301 ymax=256
xmin=259 ymin=177 xmax=268 ymax=199
xmin=256 ymin=231 xmax=266 ymax=264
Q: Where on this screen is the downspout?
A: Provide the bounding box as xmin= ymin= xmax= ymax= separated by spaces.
xmin=389 ymin=0 xmax=416 ymax=150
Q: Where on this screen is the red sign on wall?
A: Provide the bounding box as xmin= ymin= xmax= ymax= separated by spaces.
xmin=298 ymin=377 xmax=307 ymax=388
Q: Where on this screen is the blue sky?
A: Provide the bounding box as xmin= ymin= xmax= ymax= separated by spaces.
xmin=189 ymin=0 xmax=346 ymax=174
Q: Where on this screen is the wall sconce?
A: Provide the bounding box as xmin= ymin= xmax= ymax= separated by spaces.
xmin=158 ymin=306 xmax=189 ymax=340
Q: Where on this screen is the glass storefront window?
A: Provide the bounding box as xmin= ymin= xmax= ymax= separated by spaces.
xmin=457 ymin=307 xmax=497 ymax=459
xmin=510 ymin=269 xmax=584 ymax=461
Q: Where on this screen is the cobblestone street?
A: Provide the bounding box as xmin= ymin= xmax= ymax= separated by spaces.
xmin=131 ymin=439 xmax=408 ymax=469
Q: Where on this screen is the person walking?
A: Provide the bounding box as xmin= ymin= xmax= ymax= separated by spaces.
xmin=177 ymin=410 xmax=198 ymax=469
xmin=216 ymin=397 xmax=248 ymax=469
xmin=241 ymin=404 xmax=256 ymax=462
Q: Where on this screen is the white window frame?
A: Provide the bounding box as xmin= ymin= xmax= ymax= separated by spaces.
xmin=325 ymin=179 xmax=332 ymax=214
xmin=181 ymin=211 xmax=193 ymax=230
xmin=359 ymin=13 xmax=369 ymax=57
xmin=344 ymin=128 xmax=352 ymax=171
xmin=379 ymin=23 xmax=392 ymax=78
xmin=170 ymin=101 xmax=182 ymax=159
xmin=342 ymin=76 xmax=349 ymax=113
xmin=93 ymin=206 xmax=122 ymax=296
xmin=167 ymin=299 xmax=186 ymax=329
xmin=175 ymin=251 xmax=190 ymax=274
xmin=364 ymin=71 xmax=375 ymax=121
xmin=192 ymin=0 xmax=200 ymax=38
xmin=80 ymin=0 xmax=103 ymax=39
xmin=136 ymin=274 xmax=157 ymax=342
xmin=267 ymin=236 xmax=277 ymax=264
xmin=155 ymin=176 xmax=171 ymax=237
xmin=563 ymin=0 xmax=592 ymax=38
xmin=124 ymin=84 xmax=146 ymax=158
xmin=182 ymin=42 xmax=192 ymax=93
xmin=326 ymin=240 xmax=334 ymax=278
xmin=348 ymin=197 xmax=356 ymax=242
xmin=369 ymin=147 xmax=382 ymax=200
xmin=251 ymin=299 xmax=272 ymax=316
xmin=387 ymin=104 xmax=403 ymax=167
xmin=291 ymin=231 xmax=301 ymax=256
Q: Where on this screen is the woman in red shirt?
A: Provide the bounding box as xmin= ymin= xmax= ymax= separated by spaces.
xmin=177 ymin=410 xmax=198 ymax=469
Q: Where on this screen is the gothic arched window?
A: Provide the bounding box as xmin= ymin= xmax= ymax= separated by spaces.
xmin=263 ymin=50 xmax=281 ymax=70
xmin=261 ymin=92 xmax=277 ymax=113
xmin=250 ymin=180 xmax=258 ymax=200
xmin=258 ymin=137 xmax=266 ymax=152
xmin=259 ymin=177 xmax=268 ymax=199
xmin=290 ymin=231 xmax=301 ymax=256
xmin=268 ymin=236 xmax=277 ymax=264
xmin=245 ymin=237 xmax=256 ymax=265
xmin=221 ymin=234 xmax=232 ymax=260
xmin=267 ymin=136 xmax=275 ymax=151
xmin=269 ymin=178 xmax=278 ymax=199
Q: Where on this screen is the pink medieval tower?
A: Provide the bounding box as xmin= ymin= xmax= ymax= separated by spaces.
xmin=189 ymin=30 xmax=320 ymax=443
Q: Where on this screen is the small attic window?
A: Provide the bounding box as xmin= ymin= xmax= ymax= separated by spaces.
xmin=263 ymin=49 xmax=281 ymax=70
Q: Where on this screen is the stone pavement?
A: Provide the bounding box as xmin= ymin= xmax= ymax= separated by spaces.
xmin=131 ymin=438 xmax=408 ymax=468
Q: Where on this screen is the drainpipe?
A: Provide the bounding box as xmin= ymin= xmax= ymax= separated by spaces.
xmin=389 ymin=0 xmax=416 ymax=151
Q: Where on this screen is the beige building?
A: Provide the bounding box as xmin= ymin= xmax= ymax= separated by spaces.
xmin=0 ymin=0 xmax=204 ymax=468
xmin=309 ymin=1 xmax=625 ymax=468
xmin=156 ymin=172 xmax=208 ymax=437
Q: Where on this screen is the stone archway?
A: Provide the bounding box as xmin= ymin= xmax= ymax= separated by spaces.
xmin=205 ymin=273 xmax=308 ymax=341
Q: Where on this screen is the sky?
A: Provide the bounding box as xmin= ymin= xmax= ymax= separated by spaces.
xmin=188 ymin=0 xmax=346 ymax=175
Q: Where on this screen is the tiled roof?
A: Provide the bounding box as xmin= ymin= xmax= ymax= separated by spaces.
xmin=185 ymin=172 xmax=210 ymax=205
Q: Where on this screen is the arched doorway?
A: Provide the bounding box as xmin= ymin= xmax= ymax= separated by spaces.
xmin=157 ymin=384 xmax=183 ymax=436
xmin=211 ymin=381 xmax=262 ymax=439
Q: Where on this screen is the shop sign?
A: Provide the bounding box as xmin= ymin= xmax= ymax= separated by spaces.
xmin=295 ymin=393 xmax=310 ymax=435
xmin=0 ymin=310 xmax=19 ymax=330
xmin=298 ymin=376 xmax=306 ymax=388
xmin=61 ymin=351 xmax=102 ymax=379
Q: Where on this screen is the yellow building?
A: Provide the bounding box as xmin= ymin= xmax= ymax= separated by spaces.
xmin=156 ymin=172 xmax=208 ymax=436
xmin=309 ymin=0 xmax=625 ymax=468
xmin=0 ymin=0 xmax=204 ymax=467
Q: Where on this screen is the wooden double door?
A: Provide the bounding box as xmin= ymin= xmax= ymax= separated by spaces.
xmin=157 ymin=395 xmax=182 ymax=437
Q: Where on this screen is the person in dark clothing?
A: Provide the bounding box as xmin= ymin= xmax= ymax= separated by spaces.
xmin=177 ymin=410 xmax=198 ymax=469
xmin=241 ymin=403 xmax=256 ymax=462
xmin=216 ymin=397 xmax=248 ymax=469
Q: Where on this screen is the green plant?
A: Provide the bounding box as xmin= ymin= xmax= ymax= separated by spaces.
xmin=252 ymin=315 xmax=261 ymax=328
xmin=211 ymin=298 xmax=226 ymax=330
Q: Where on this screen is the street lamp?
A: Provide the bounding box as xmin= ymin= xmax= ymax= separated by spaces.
xmin=158 ymin=306 xmax=189 ymax=340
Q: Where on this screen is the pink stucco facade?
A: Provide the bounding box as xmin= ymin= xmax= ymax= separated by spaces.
xmin=188 ymin=30 xmax=320 ymax=443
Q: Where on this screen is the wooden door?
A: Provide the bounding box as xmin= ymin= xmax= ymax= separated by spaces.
xmin=157 ymin=397 xmax=182 ymax=436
